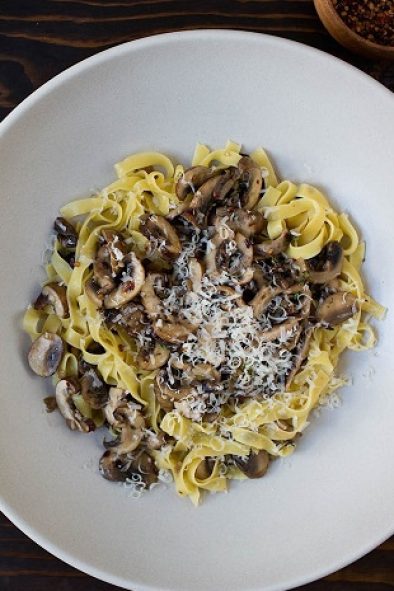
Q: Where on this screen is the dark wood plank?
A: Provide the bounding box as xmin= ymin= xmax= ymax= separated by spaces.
xmin=0 ymin=1 xmax=393 ymax=589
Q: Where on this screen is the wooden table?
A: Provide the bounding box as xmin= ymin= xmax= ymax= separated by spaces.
xmin=0 ymin=1 xmax=393 ymax=589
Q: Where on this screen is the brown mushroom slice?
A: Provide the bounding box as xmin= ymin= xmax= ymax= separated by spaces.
xmin=285 ymin=328 xmax=313 ymax=388
xmin=195 ymin=457 xmax=215 ymax=480
xmin=105 ymin=305 xmax=146 ymax=335
xmin=154 ymin=372 xmax=193 ymax=411
xmin=93 ymin=258 xmax=116 ymax=294
xmin=28 ymin=332 xmax=64 ymax=377
xmin=153 ymin=319 xmax=196 ymax=344
xmin=212 ymin=232 xmax=254 ymax=285
xmin=188 ymin=174 xmax=224 ymax=211
xmin=176 ymin=166 xmax=218 ymax=200
xmin=187 ymin=258 xmax=203 ymax=292
xmin=260 ymin=318 xmax=300 ymax=343
xmin=307 ymin=241 xmax=344 ymax=284
xmin=214 ymin=285 xmax=245 ymax=311
xmin=54 ymin=217 xmax=78 ymax=250
xmin=136 ymin=342 xmax=169 ymax=371
xmin=253 ymin=265 xmax=268 ymax=289
xmin=233 ymin=233 xmax=254 ymax=285
xmin=283 ymin=283 xmax=312 ymax=319
xmin=101 ymin=229 xmax=128 ymax=276
xmin=99 ymin=450 xmax=128 ymax=482
xmin=211 ymin=166 xmax=241 ymax=203
xmin=144 ymin=429 xmax=166 ymax=451
xmin=104 ymin=387 xmax=127 ymax=426
xmin=213 ymin=207 xmax=265 ymax=238
xmin=140 ymin=214 xmax=181 ymax=260
xmin=254 ymin=231 xmax=290 ymax=259
xmin=104 ymin=422 xmax=144 ymax=455
xmin=170 ymin=211 xmax=201 ymax=235
xmin=191 ymin=364 xmax=220 ymax=383
xmin=43 ymin=396 xmax=58 ymax=413
xmin=153 ymin=378 xmax=174 ymax=412
xmin=104 ymin=253 xmax=145 ymax=309
xmin=36 ymin=283 xmax=69 ymax=318
xmin=133 ymin=450 xmax=158 ymax=487
xmin=238 ymin=156 xmax=263 ymax=209
xmin=316 ymin=291 xmax=358 ymax=326
xmin=140 ymin=273 xmax=163 ymax=320
xmin=55 ymin=378 xmax=95 ymax=432
xmin=250 ymin=286 xmax=282 ymax=319
xmin=80 ymin=370 xmax=109 ymax=409
xmin=85 ymin=279 xmax=104 ymax=308
xmin=234 ymin=450 xmax=269 ymax=479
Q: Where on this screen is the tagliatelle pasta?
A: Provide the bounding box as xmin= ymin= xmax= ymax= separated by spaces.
xmin=24 ymin=141 xmax=384 ymax=505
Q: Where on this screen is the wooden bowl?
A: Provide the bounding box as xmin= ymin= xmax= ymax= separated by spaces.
xmin=314 ymin=0 xmax=394 ymax=60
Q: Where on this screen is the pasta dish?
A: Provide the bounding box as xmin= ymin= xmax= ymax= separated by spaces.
xmin=24 ymin=142 xmax=384 ymax=504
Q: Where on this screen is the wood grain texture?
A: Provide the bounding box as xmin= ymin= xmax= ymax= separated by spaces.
xmin=0 ymin=1 xmax=393 ymax=590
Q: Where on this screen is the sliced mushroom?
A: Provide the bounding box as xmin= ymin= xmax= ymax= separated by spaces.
xmin=105 ymin=304 xmax=147 ymax=338
xmin=188 ymin=174 xmax=224 ymax=211
xmin=234 ymin=450 xmax=269 ymax=479
xmin=316 ymin=291 xmax=358 ymax=326
xmin=104 ymin=421 xmax=144 ymax=455
xmin=54 ymin=217 xmax=78 ymax=250
xmin=214 ymin=285 xmax=245 ymax=311
xmin=190 ymin=363 xmax=220 ymax=383
xmin=99 ymin=448 xmax=157 ymax=486
xmin=99 ymin=450 xmax=128 ymax=482
xmin=85 ymin=279 xmax=104 ymax=308
xmin=207 ymin=232 xmax=253 ymax=285
xmin=140 ymin=214 xmax=181 ymax=260
xmin=136 ymin=342 xmax=169 ymax=371
xmin=238 ymin=156 xmax=263 ymax=209
xmin=55 ymin=378 xmax=95 ymax=432
xmin=131 ymin=450 xmax=158 ymax=487
xmin=253 ymin=255 xmax=306 ymax=290
xmin=93 ymin=255 xmax=116 ymax=294
xmin=285 ymin=327 xmax=313 ymax=388
xmin=176 ymin=166 xmax=219 ymax=200
xmin=80 ymin=369 xmax=109 ymax=409
xmin=213 ymin=207 xmax=265 ymax=238
xmin=253 ymin=265 xmax=268 ymax=289
xmin=104 ymin=253 xmax=145 ymax=309
xmin=195 ymin=457 xmax=215 ymax=480
xmin=170 ymin=211 xmax=201 ymax=235
xmin=140 ymin=273 xmax=163 ymax=320
xmin=187 ymin=258 xmax=203 ymax=292
xmin=28 ymin=332 xmax=64 ymax=377
xmin=35 ymin=283 xmax=69 ymax=318
xmin=259 ymin=318 xmax=299 ymax=342
xmin=153 ymin=318 xmax=196 ymax=344
xmin=211 ymin=166 xmax=241 ymax=203
xmin=144 ymin=429 xmax=166 ymax=450
xmin=154 ymin=371 xmax=194 ymax=411
xmin=254 ymin=231 xmax=290 ymax=259
xmin=104 ymin=387 xmax=127 ymax=426
xmin=189 ymin=167 xmax=239 ymax=211
xmin=102 ymin=230 xmax=127 ymax=273
xmin=307 ymin=241 xmax=344 ymax=284
xmin=43 ymin=396 xmax=58 ymax=413
xmin=250 ymin=286 xmax=282 ymax=319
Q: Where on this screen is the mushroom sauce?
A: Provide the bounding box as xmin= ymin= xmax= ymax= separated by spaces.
xmin=24 ymin=142 xmax=384 ymax=504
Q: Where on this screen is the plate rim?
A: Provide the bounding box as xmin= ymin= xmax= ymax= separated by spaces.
xmin=0 ymin=28 xmax=393 ymax=591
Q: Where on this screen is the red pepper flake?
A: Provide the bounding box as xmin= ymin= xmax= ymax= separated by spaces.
xmin=333 ymin=0 xmax=394 ymax=46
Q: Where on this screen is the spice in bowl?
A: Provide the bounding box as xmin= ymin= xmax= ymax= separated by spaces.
xmin=332 ymin=0 xmax=394 ymax=46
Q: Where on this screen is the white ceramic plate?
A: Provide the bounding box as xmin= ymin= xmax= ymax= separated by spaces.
xmin=0 ymin=30 xmax=393 ymax=591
